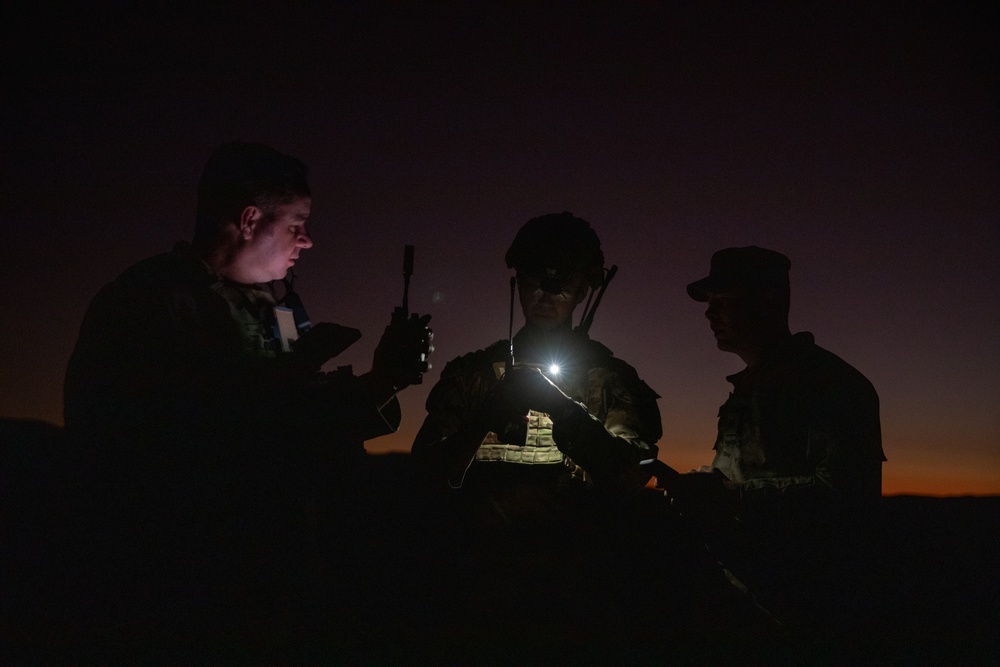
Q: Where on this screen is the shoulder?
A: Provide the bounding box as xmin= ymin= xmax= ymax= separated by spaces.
xmin=423 ymin=339 xmax=508 ymax=411
xmin=83 ymin=244 xmax=219 ymax=330
xmin=581 ymin=337 xmax=661 ymax=401
xmin=438 ymin=339 xmax=509 ymax=379
xmin=789 ymin=333 xmax=878 ymax=399
xmin=579 ymin=335 xmax=631 ymax=374
xmin=580 ymin=337 xmax=615 ymax=361
xmin=113 ymin=243 xmax=209 ymax=292
xmin=85 ymin=251 xmax=177 ymax=314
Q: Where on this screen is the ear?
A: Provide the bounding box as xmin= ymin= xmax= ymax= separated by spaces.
xmin=238 ymin=206 xmax=263 ymax=240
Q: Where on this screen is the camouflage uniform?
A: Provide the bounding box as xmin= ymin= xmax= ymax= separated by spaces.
xmin=413 ymin=325 xmax=661 ymax=499
xmin=712 ymin=331 xmax=884 ymax=511
xmin=402 ymin=212 xmax=666 ymax=647
xmin=403 ymin=325 xmax=671 ymax=650
xmin=62 ymin=241 xmax=400 ymax=636
xmin=65 ymin=241 xmax=399 ymax=455
xmin=707 ymin=331 xmax=886 ymax=631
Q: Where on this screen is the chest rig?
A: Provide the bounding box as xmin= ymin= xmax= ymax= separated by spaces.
xmin=474 ymin=361 xmax=585 ymax=465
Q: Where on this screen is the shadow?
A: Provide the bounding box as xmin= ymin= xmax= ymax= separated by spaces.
xmin=2 ymin=425 xmax=997 ymax=663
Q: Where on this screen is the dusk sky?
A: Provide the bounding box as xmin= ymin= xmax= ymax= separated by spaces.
xmin=2 ymin=2 xmax=997 ymax=496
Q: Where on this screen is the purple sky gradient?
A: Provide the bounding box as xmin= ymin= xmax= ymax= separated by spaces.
xmin=2 ymin=2 xmax=997 ymax=495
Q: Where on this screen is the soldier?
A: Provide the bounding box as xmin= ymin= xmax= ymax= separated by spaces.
xmin=405 ymin=213 xmax=663 ymax=651
xmin=60 ymin=141 xmax=432 ymax=650
xmin=412 ymin=211 xmax=661 ymax=506
xmin=668 ymin=245 xmax=886 ymax=636
xmin=65 ymin=142 xmax=431 ymax=456
xmin=676 ymin=246 xmax=883 ymax=514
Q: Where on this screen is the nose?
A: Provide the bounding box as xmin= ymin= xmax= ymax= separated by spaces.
xmin=298 ymin=229 xmax=314 ymax=249
xmin=536 ymin=289 xmax=559 ymax=304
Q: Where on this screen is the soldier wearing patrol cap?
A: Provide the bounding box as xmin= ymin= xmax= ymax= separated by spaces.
xmin=667 ymin=245 xmax=886 ymax=634
xmin=676 ymin=245 xmax=884 ymax=508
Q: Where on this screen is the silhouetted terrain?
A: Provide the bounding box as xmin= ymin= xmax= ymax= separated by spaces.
xmin=2 ymin=419 xmax=997 ymax=663
xmin=873 ymin=494 xmax=1000 ymax=663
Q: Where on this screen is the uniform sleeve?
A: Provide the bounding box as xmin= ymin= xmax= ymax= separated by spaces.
xmin=553 ymin=360 xmax=662 ymax=494
xmin=411 ymin=356 xmax=495 ymax=485
xmin=598 ymin=363 xmax=663 ymax=453
xmin=738 ymin=369 xmax=884 ymax=513
xmin=271 ymin=371 xmax=401 ymax=454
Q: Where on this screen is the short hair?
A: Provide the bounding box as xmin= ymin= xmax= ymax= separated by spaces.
xmin=194 ymin=142 xmax=310 ymax=242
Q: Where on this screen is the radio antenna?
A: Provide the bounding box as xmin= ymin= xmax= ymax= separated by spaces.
xmin=507 ymin=276 xmax=516 ymax=371
xmin=577 ymin=265 xmax=617 ymax=334
xmin=401 ymin=245 xmax=414 ymax=315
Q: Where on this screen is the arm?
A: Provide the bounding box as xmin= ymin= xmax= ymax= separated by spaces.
xmin=510 ymin=362 xmax=662 ymax=494
xmin=716 ymin=373 xmax=884 ymax=520
xmin=550 ymin=399 xmax=660 ymax=494
xmin=746 ymin=382 xmax=882 ymax=505
xmin=274 ymin=311 xmax=432 ymax=446
xmin=411 ymin=358 xmax=497 ymax=488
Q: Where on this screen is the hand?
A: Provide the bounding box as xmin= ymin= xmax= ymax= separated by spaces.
xmin=372 ymin=313 xmax=433 ymax=392
xmin=290 ymin=322 xmax=361 ymax=371
xmin=477 ymin=377 xmax=530 ymax=439
xmin=501 ymin=365 xmax=575 ymax=417
xmin=668 ymin=469 xmax=739 ymax=518
xmin=474 ymin=366 xmax=576 ymax=443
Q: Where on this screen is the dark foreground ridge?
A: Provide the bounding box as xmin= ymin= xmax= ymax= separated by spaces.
xmin=2 ymin=419 xmax=998 ymax=664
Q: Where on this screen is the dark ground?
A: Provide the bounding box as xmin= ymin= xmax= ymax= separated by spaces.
xmin=2 ymin=419 xmax=998 ymax=665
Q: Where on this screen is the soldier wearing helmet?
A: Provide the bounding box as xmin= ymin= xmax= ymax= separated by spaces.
xmin=412 ymin=212 xmax=661 ymax=506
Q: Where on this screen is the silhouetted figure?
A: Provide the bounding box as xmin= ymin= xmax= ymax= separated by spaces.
xmin=407 ymin=213 xmax=664 ymax=654
xmin=670 ymin=246 xmax=886 ymax=644
xmin=413 ymin=212 xmax=660 ymax=496
xmin=57 ymin=142 xmax=432 ymax=655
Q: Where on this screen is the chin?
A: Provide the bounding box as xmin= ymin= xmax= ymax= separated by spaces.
xmin=527 ymin=318 xmax=563 ymax=331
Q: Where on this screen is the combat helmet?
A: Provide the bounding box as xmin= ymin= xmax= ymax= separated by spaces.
xmin=505 ymin=212 xmax=605 ymax=294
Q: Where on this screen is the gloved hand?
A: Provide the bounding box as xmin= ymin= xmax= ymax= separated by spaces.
xmin=477 ymin=376 xmax=530 ymax=440
xmin=501 ymin=365 xmax=576 ymax=417
xmin=372 ymin=313 xmax=433 ymax=392
xmin=290 ymin=322 xmax=362 ymax=371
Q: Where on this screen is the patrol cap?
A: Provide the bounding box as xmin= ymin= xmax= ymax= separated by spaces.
xmin=505 ymin=212 xmax=605 ymax=292
xmin=686 ymin=246 xmax=791 ymax=301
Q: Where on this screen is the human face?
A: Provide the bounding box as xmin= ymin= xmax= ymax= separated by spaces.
xmin=518 ymin=272 xmax=587 ymax=331
xmin=244 ymin=197 xmax=313 ymax=282
xmin=704 ymin=290 xmax=756 ymax=355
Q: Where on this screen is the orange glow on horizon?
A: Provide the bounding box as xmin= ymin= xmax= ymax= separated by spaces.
xmin=369 ymin=427 xmax=1000 ymax=498
xmin=8 ymin=399 xmax=997 ymax=498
